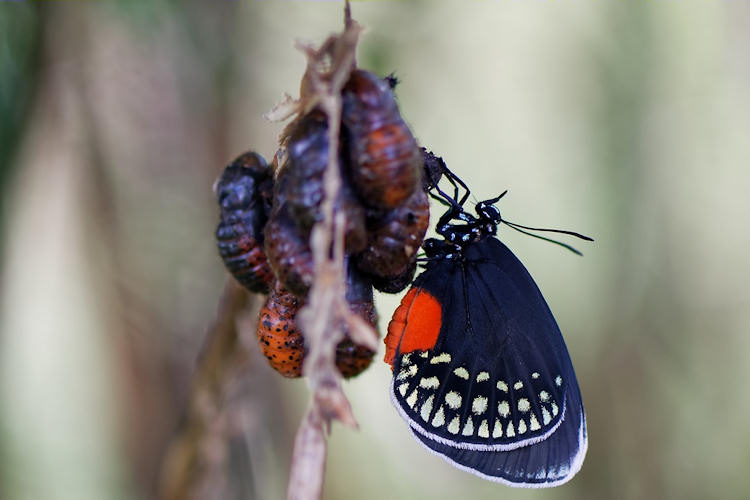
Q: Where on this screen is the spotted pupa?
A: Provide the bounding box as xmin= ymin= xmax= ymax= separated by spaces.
xmin=257 ymin=281 xmax=306 ymax=377
xmin=256 ymin=264 xmax=378 ymax=379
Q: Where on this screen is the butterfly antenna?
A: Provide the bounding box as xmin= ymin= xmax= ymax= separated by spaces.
xmin=501 ymin=219 xmax=593 ymax=256
xmin=503 ymin=224 xmax=586 ymax=256
xmin=503 ymin=220 xmax=594 ymax=241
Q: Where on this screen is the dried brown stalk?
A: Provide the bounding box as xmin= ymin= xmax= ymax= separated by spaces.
xmin=285 ymin=5 xmax=379 ymax=500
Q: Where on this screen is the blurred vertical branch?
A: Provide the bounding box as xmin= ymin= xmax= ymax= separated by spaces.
xmin=159 ymin=279 xmax=259 ymax=500
xmin=0 ymin=4 xmax=42 ymax=249
xmin=0 ymin=3 xmax=133 ymax=499
xmin=585 ymin=3 xmax=666 ymax=500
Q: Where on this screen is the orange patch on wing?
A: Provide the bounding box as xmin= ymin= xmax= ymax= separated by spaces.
xmin=384 ymin=288 xmax=442 ymax=367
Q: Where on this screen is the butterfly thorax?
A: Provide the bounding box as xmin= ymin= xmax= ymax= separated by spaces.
xmin=424 ymin=199 xmax=502 ymax=260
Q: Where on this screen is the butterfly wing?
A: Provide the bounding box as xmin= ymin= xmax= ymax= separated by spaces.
xmin=385 ymin=237 xmax=587 ymax=487
xmin=409 ymin=401 xmax=586 ymax=487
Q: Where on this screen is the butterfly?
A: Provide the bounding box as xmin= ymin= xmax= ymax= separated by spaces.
xmin=384 ymin=168 xmax=590 ymax=487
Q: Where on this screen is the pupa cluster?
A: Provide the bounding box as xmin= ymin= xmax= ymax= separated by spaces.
xmin=215 ymin=69 xmax=443 ymax=379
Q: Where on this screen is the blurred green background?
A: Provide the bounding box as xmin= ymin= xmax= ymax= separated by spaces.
xmin=2 ymin=1 xmax=749 ymax=499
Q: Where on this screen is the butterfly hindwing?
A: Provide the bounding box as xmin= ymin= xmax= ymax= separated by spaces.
xmin=387 ymin=237 xmax=587 ymax=486
xmin=410 ymin=389 xmax=586 ymax=487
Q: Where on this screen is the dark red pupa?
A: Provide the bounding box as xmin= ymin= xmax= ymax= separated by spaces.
xmin=342 ymin=69 xmax=423 ymax=209
xmin=335 ymin=262 xmax=378 ymax=377
xmin=215 ymin=151 xmax=275 ymax=294
xmin=263 ymin=198 xmax=315 ymax=299
xmin=359 ymin=148 xmax=443 ymax=293
xmin=356 ymin=186 xmax=430 ymax=284
xmin=281 ymin=111 xmax=367 ymax=252
xmin=367 ymin=261 xmax=418 ymax=295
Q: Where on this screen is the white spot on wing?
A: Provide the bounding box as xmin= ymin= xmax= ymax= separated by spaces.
xmin=518 ymin=419 xmax=527 ymax=434
xmin=462 ymin=417 xmax=474 ymax=436
xmin=529 ymin=413 xmax=541 ymax=431
xmin=419 ymin=377 xmax=440 ymax=389
xmin=406 ymin=389 xmax=418 ymax=409
xmin=539 ymin=390 xmax=550 ymax=402
xmin=420 ymin=351 xmax=429 ymax=358
xmin=542 ymin=406 xmax=552 ymax=425
xmin=496 ymin=380 xmax=508 ymax=392
xmin=478 ymin=420 xmax=489 ymax=438
xmin=447 ymin=416 xmax=460 ymax=435
xmin=513 ymin=381 xmax=523 ymax=390
xmin=401 ymin=353 xmax=412 ymax=365
xmin=397 ymin=364 xmax=417 ymax=380
xmin=453 ymin=367 xmax=469 ymax=380
xmin=492 ymin=419 xmax=502 ymax=438
xmin=531 ymin=372 xmax=540 ymax=379
xmin=476 ymin=371 xmax=490 ymax=382
xmin=555 ymin=375 xmax=563 ymax=386
xmin=445 ymin=391 xmax=462 ymax=410
xmin=472 ymin=396 xmax=488 ymax=415
xmin=497 ymin=400 xmax=510 ymax=418
xmin=506 ymin=421 xmax=515 ymax=437
xmin=429 ymin=352 xmax=451 ymax=364
xmin=431 ymin=405 xmax=445 ymax=427
xmin=420 ymin=395 xmax=434 ymax=422
xmin=398 ymin=382 xmax=409 ymax=397
xmin=517 ymin=398 xmax=530 ymax=412
xmin=551 ymin=401 xmax=559 ymax=416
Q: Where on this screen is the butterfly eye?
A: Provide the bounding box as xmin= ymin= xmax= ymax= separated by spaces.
xmin=475 ymin=201 xmax=501 ymax=222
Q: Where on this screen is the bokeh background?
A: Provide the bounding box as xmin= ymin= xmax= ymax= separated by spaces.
xmin=2 ymin=1 xmax=750 ymax=499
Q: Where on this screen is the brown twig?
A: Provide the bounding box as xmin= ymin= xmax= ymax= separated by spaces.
xmin=158 ymin=278 xmax=256 ymax=500
xmin=285 ymin=5 xmax=379 ymax=500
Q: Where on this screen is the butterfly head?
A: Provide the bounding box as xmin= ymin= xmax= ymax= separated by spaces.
xmin=423 ymin=192 xmax=506 ymax=260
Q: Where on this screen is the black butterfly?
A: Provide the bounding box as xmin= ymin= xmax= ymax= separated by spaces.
xmin=384 ymin=168 xmax=590 ymax=487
